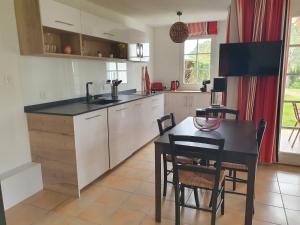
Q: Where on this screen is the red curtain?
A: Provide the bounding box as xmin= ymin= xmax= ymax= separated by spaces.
xmin=226 ymin=0 xmax=290 ymax=163
xmin=188 ymin=21 xmax=218 ymax=37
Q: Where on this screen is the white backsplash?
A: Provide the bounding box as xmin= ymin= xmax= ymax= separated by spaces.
xmin=19 ymin=56 xmax=149 ymax=105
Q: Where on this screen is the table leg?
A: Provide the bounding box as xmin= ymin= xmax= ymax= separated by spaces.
xmin=245 ymin=158 xmax=257 ymax=225
xmin=155 ymin=145 xmax=162 ymax=222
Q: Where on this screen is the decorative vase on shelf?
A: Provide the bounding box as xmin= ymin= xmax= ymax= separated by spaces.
xmin=63 ymin=45 xmax=72 ymax=54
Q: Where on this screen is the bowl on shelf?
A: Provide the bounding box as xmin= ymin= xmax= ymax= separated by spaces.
xmin=193 ymin=117 xmax=221 ymax=132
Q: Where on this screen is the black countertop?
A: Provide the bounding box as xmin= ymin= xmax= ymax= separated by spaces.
xmin=24 ymin=92 xmax=163 ymax=116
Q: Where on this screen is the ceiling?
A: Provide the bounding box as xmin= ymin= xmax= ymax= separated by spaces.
xmin=87 ymin=0 xmax=230 ymax=27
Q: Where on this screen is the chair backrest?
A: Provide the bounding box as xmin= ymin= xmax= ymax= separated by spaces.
xmin=257 ymin=119 xmax=267 ymax=153
xmin=157 ymin=113 xmax=176 ymax=136
xmin=169 ymin=134 xmax=225 ymax=190
xmin=292 ymin=102 xmax=300 ymax=122
xmin=205 ymin=108 xmax=239 ymax=120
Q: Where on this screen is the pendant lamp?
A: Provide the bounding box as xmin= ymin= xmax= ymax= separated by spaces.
xmin=169 ymin=11 xmax=189 ymax=43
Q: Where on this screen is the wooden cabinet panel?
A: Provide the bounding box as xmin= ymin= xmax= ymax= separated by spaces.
xmin=27 ymin=113 xmax=74 ymax=135
xmin=39 ymin=0 xmax=81 ymax=33
xmin=74 ymin=109 xmax=109 ymax=189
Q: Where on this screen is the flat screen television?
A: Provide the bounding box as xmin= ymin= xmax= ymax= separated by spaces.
xmin=219 ymin=41 xmax=283 ymax=77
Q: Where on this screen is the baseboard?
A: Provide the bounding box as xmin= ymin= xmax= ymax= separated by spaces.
xmin=279 ymin=152 xmax=300 ymax=166
xmin=0 ymin=163 xmax=43 ymax=210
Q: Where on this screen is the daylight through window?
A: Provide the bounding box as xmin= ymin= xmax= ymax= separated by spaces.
xmin=183 ymin=38 xmax=212 ymax=84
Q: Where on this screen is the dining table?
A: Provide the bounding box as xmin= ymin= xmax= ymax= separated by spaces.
xmin=154 ymin=117 xmax=258 ymax=225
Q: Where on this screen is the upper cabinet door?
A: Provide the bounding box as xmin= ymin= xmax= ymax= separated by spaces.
xmin=128 ymin=43 xmax=150 ymax=62
xmin=39 ymin=0 xmax=81 ymax=33
xmin=81 ymin=12 xmax=125 ymax=42
xmin=140 ymin=43 xmax=150 ymax=62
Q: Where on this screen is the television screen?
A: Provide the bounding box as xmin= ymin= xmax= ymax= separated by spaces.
xmin=219 ymin=41 xmax=283 ymax=77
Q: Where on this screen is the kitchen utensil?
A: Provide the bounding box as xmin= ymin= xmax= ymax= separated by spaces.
xmin=145 ymin=66 xmax=150 ymax=94
xmin=171 ymin=80 xmax=180 ymax=91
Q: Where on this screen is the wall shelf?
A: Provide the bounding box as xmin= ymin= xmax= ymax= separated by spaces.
xmin=14 ymin=0 xmax=131 ymax=62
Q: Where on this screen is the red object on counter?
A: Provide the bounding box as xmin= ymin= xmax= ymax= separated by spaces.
xmin=152 ymin=82 xmax=163 ymax=91
xmin=145 ymin=66 xmax=151 ymax=94
xmin=171 ymin=80 xmax=180 ymax=91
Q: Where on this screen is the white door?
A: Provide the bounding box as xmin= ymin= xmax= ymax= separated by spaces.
xmin=278 ymin=17 xmax=300 ymax=166
xmin=74 ymin=109 xmax=109 ymax=189
xmin=108 ymin=103 xmax=134 ymax=168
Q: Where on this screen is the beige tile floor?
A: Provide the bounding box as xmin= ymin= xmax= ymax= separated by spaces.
xmin=5 ymin=142 xmax=300 ymax=225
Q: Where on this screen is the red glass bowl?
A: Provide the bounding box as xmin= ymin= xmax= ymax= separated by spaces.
xmin=193 ymin=117 xmax=221 ymax=132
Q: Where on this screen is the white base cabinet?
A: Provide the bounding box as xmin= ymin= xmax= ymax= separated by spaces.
xmin=164 ymin=92 xmax=210 ymax=124
xmin=74 ymin=109 xmax=109 ymax=189
xmin=109 ymin=94 xmax=164 ymax=168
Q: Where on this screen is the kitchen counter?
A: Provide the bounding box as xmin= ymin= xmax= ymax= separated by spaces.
xmin=164 ymin=90 xmax=210 ymax=93
xmin=24 ymin=92 xmax=163 ymax=116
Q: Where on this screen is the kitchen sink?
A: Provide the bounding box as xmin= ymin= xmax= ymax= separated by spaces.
xmin=83 ymin=99 xmax=120 ymax=105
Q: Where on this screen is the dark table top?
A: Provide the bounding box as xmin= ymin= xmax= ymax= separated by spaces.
xmin=155 ymin=117 xmax=258 ymax=156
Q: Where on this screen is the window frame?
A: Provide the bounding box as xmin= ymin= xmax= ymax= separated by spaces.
xmin=106 ymin=62 xmax=128 ymax=84
xmin=182 ymin=37 xmax=212 ymax=87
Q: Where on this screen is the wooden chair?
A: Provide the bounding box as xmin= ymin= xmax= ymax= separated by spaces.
xmin=205 ymin=107 xmax=239 ymax=120
xmin=288 ymin=102 xmax=300 ymax=148
xmin=169 ymin=134 xmax=225 ymax=225
xmin=223 ymin=119 xmax=267 ymax=194
xmin=157 ymin=114 xmax=200 ymax=207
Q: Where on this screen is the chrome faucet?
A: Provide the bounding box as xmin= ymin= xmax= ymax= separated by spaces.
xmin=86 ymin=82 xmax=93 ymax=103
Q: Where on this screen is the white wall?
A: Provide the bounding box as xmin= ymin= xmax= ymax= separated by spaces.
xmin=20 ymin=57 xmax=150 ymax=106
xmin=153 ymin=21 xmax=227 ymax=90
xmin=0 ymin=0 xmax=31 ymax=175
xmin=0 ymin=0 xmax=153 ymax=208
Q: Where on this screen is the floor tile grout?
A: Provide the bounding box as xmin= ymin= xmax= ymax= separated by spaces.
xmin=277 ymin=171 xmax=290 ymax=225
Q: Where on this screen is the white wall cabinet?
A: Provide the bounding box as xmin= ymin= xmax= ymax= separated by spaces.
xmin=164 ymin=93 xmax=210 ymax=124
xmin=39 ymin=0 xmax=81 ymax=33
xmin=128 ymin=43 xmax=150 ymax=62
xmin=74 ymin=109 xmax=109 ymax=189
xmin=80 ymin=11 xmax=125 ymax=42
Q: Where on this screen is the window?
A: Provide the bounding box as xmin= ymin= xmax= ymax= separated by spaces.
xmin=106 ymin=62 xmax=127 ymax=83
xmin=183 ymin=38 xmax=212 ymax=84
xmin=282 ymin=17 xmax=300 ymax=128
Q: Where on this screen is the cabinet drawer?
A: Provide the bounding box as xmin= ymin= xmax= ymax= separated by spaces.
xmin=39 ymin=0 xmax=81 ymax=33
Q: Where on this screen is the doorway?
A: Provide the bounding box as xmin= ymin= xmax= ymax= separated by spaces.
xmin=279 ymin=17 xmax=300 ymax=165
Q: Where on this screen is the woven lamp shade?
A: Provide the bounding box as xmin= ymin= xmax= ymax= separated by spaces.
xmin=170 ymin=22 xmax=189 ymax=43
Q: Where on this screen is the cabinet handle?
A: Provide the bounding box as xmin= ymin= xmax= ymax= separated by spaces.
xmin=103 ymin=32 xmax=115 ymax=37
xmin=116 ymin=108 xmax=127 ymax=112
xmin=85 ymin=114 xmax=102 ymax=120
xmin=135 ymin=103 xmax=142 ymax=106
xmin=55 ymin=20 xmax=74 ymax=26
xmin=140 ymin=44 xmax=144 ymax=58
